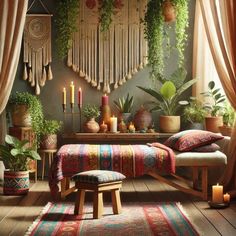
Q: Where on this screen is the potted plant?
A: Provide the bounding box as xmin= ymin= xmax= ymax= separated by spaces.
xmin=201 ymin=81 xmax=226 ymax=133
xmin=183 ymin=97 xmax=206 ymax=130
xmin=0 ymin=135 xmax=41 ymax=195
xmin=113 ymin=93 xmax=134 ymax=123
xmin=40 ymin=119 xmax=63 ymax=150
xmin=138 ymin=68 xmax=197 ymax=133
xmin=8 ymin=92 xmax=44 ymax=147
xmin=144 ymin=0 xmax=189 ymax=81
xmin=83 ymin=104 xmax=101 ymax=133
xmin=218 ymin=101 xmax=235 ymax=136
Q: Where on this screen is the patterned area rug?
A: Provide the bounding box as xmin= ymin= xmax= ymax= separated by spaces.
xmin=26 ymin=202 xmax=199 ymax=236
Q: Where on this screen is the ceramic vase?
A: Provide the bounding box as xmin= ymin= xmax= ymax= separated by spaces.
xmin=84 ymin=118 xmax=100 ymax=133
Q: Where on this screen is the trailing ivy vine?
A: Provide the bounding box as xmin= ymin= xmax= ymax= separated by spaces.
xmin=99 ymin=0 xmax=115 ymax=32
xmin=55 ymin=0 xmax=80 ymax=59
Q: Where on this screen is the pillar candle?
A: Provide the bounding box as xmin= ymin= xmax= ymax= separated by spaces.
xmin=70 ymin=81 xmax=75 ymax=104
xmin=62 ymin=87 xmax=66 ymax=105
xmin=223 ymin=193 xmax=230 ymax=203
xmin=102 ymin=94 xmax=108 ymax=106
xmin=110 ymin=116 xmax=117 ymax=132
xmin=212 ymin=183 xmax=223 ymax=203
xmin=78 ymin=87 xmax=82 ymax=108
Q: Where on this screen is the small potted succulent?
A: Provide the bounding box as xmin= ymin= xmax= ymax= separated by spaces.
xmin=0 ymin=135 xmax=41 ymax=195
xmin=40 ymin=119 xmax=63 ymax=150
xmin=201 ymin=81 xmax=226 ymax=132
xmin=113 ymin=93 xmax=134 ymax=123
xmin=83 ymin=104 xmax=101 ymax=133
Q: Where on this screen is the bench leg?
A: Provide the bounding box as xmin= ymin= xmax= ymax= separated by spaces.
xmin=111 ymin=189 xmax=122 ymax=214
xmin=93 ymin=191 xmax=103 ymax=219
xmin=201 ymin=167 xmax=208 ymax=200
xmin=61 ymin=177 xmax=70 ymax=200
xmin=192 ymin=167 xmax=199 ymax=190
xmin=74 ymin=189 xmax=85 ymax=215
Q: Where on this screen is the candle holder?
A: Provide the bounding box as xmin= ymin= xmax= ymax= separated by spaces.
xmin=62 ymin=104 xmax=66 ymax=113
xmin=70 ymin=103 xmax=74 ymax=113
xmin=208 ymin=201 xmax=229 ymax=209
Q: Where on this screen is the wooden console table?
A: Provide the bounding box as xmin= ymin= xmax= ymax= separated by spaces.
xmin=62 ymin=132 xmax=173 ymax=144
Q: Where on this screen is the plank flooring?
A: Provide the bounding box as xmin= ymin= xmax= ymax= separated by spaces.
xmin=0 ymin=176 xmax=236 ymax=236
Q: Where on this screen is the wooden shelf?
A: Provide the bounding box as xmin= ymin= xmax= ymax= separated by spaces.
xmin=62 ymin=132 xmax=173 ymax=144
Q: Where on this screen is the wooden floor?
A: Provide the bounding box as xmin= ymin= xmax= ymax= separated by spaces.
xmin=0 ymin=176 xmax=236 ymax=236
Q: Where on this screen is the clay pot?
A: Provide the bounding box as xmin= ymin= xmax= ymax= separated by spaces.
xmin=118 ymin=112 xmax=131 ymax=124
xmin=133 ymin=107 xmax=152 ymax=131
xmin=159 ymin=115 xmax=180 ymax=133
xmin=40 ymin=134 xmax=57 ymax=150
xmin=162 ymin=0 xmax=176 ymax=22
xmin=4 ymin=170 xmax=29 ymax=195
xmin=11 ymin=104 xmax=31 ymax=127
xmin=218 ymin=125 xmax=233 ymax=136
xmin=84 ymin=118 xmax=100 ymax=133
xmin=205 ymin=116 xmax=223 ymax=133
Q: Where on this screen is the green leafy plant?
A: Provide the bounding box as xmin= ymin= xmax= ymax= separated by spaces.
xmin=83 ymin=104 xmax=100 ymax=119
xmin=55 ymin=0 xmax=80 ymax=59
xmin=0 ymin=135 xmax=41 ymax=172
xmin=183 ymin=97 xmax=206 ymax=124
xmin=201 ymin=81 xmax=226 ymax=116
xmin=8 ymin=92 xmax=44 ymax=146
xmin=144 ymin=0 xmax=189 ymax=80
xmin=99 ymin=0 xmax=115 ymax=32
xmin=222 ymin=101 xmax=235 ymax=127
xmin=113 ymin=93 xmax=134 ymax=113
xmin=138 ymin=69 xmax=197 ymax=115
xmin=40 ymin=119 xmax=63 ymax=136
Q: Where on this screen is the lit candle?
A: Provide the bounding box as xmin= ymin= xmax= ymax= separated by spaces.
xmin=110 ymin=116 xmax=117 ymax=132
xmin=212 ymin=183 xmax=223 ymax=203
xmin=78 ymin=87 xmax=82 ymax=108
xmin=102 ymin=94 xmax=108 ymax=106
xmin=129 ymin=122 xmax=136 ymax=133
xmin=70 ymin=81 xmax=75 ymax=104
xmin=62 ymin=87 xmax=66 ymax=105
xmin=223 ymin=193 xmax=230 ymax=203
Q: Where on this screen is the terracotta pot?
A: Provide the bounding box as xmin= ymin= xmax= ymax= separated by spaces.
xmin=205 ymin=116 xmax=223 ymax=133
xmin=11 ymin=104 xmax=31 ymax=127
xmin=40 ymin=134 xmax=57 ymax=150
xmin=133 ymin=107 xmax=152 ymax=130
xmin=84 ymin=118 xmax=100 ymax=133
xmin=162 ymin=0 xmax=176 ymax=22
xmin=3 ymin=170 xmax=29 ymax=195
xmin=218 ymin=125 xmax=233 ymax=136
xmin=159 ymin=115 xmax=180 ymax=133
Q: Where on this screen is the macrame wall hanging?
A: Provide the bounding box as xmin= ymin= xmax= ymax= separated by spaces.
xmin=67 ymin=0 xmax=147 ymax=93
xmin=23 ymin=0 xmax=53 ymax=95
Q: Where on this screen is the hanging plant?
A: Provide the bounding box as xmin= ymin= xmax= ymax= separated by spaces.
xmin=144 ymin=0 xmax=189 ymax=81
xmin=99 ymin=0 xmax=115 ymax=32
xmin=55 ymin=0 xmax=80 ymax=59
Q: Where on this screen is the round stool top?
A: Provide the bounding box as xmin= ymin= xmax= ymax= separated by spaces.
xmin=72 ymin=170 xmax=126 ymax=184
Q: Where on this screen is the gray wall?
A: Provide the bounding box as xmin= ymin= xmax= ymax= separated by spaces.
xmin=12 ymin=0 xmax=196 ymax=133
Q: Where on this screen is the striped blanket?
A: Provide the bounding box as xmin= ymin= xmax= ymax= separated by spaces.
xmin=49 ymin=143 xmax=175 ymax=198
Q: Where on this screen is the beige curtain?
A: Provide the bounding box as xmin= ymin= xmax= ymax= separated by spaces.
xmin=0 ymin=0 xmax=28 ymax=144
xmin=197 ymin=0 xmax=236 ymax=196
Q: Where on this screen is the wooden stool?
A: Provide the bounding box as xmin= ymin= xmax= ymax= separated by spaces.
xmin=38 ymin=149 xmax=57 ymax=180
xmin=73 ymin=170 xmax=126 ymax=219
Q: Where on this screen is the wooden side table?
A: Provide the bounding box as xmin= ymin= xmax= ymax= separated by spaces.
xmin=38 ymin=149 xmax=57 ymax=180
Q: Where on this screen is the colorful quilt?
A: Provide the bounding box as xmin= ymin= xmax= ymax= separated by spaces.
xmin=49 ymin=143 xmax=175 ymax=198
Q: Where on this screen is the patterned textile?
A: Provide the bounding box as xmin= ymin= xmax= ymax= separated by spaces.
xmin=164 ymin=130 xmax=224 ymax=152
xmin=25 ymin=202 xmax=199 ymax=236
xmin=192 ymin=143 xmax=220 ymax=152
xmin=49 ymin=144 xmax=175 ymax=198
xmin=72 ymin=170 xmax=126 ymax=184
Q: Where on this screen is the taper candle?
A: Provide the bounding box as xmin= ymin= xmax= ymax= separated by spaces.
xmin=78 ymin=87 xmax=82 ymax=108
xmin=212 ymin=183 xmax=223 ymax=203
xmin=62 ymin=87 xmax=66 ymax=105
xmin=70 ymin=81 xmax=75 ymax=104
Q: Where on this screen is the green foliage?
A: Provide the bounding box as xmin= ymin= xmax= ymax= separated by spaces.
xmin=40 ymin=119 xmax=63 ymax=136
xmin=138 ymin=68 xmax=197 ymax=115
xmin=8 ymin=92 xmax=44 ymax=147
xmin=183 ymin=97 xmax=206 ymax=124
xmin=113 ymin=93 xmax=134 ymax=113
xmin=55 ymin=0 xmax=80 ymax=59
xmin=99 ymin=0 xmax=115 ymax=32
xmin=222 ymin=101 xmax=235 ymax=126
xmin=0 ymin=135 xmax=41 ymax=172
xmin=144 ymin=0 xmax=189 ymax=80
xmin=201 ymin=81 xmax=226 ymax=116
xmin=83 ymin=104 xmax=100 ymax=119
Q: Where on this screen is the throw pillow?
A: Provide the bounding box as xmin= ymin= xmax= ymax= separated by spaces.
xmin=164 ymin=130 xmax=224 ymax=152
xmin=192 ymin=143 xmax=220 ymax=152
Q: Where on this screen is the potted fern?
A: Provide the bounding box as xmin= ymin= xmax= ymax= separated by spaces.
xmin=0 ymin=135 xmax=41 ymax=195
xmin=113 ymin=93 xmax=134 ymax=123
